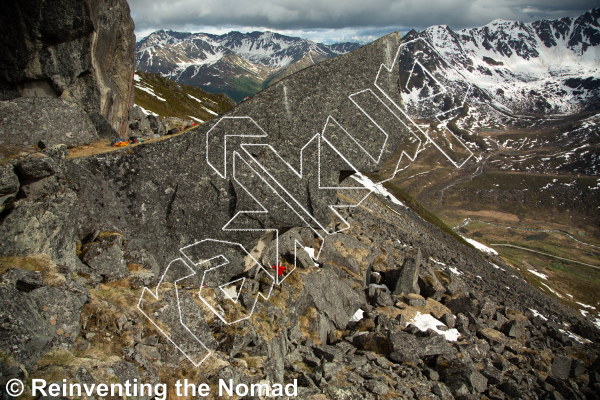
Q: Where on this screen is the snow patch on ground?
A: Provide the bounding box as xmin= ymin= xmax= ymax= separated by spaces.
xmin=188 ymin=94 xmax=219 ymax=115
xmin=462 ymin=236 xmax=498 ymax=255
xmin=135 ymin=84 xmax=166 ymax=102
xmin=529 ymin=309 xmax=548 ymax=321
xmin=351 ymin=173 xmax=406 ymax=208
xmin=576 ymin=302 xmax=596 ymax=310
xmin=541 ymin=282 xmax=562 ymax=298
xmin=136 ymin=105 xmax=158 ymax=116
xmin=303 ymin=247 xmax=319 ymax=266
xmin=559 ymin=329 xmax=591 ymax=344
xmin=529 ymin=269 xmax=548 ymax=280
xmin=409 ymin=312 xmax=460 ymax=342
xmin=221 ymin=285 xmax=238 ymax=301
xmin=430 ymin=258 xmax=447 ymax=266
xmin=304 ymin=247 xmax=315 ymax=259
xmin=350 ymin=309 xmax=364 ymax=322
xmin=448 ymin=267 xmax=463 ymax=275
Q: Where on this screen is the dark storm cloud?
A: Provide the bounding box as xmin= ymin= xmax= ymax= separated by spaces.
xmin=129 ymin=0 xmax=598 ymax=42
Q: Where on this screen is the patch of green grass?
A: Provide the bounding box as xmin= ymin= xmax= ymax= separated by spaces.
xmin=0 ymin=350 xmax=17 ymax=366
xmin=134 ymin=72 xmax=235 ymax=122
xmin=439 ymin=171 xmax=600 ymax=233
xmin=0 ymin=255 xmax=54 ymax=276
xmin=366 ymin=172 xmax=474 ymax=249
xmin=37 ymin=349 xmax=75 ymax=367
xmin=202 ymin=76 xmax=264 ymax=103
xmin=496 ymin=245 xmax=600 ymax=309
xmin=548 ymin=260 xmax=600 ymax=283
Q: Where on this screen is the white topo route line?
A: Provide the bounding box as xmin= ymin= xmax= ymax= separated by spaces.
xmin=138 ymin=37 xmax=484 ymax=366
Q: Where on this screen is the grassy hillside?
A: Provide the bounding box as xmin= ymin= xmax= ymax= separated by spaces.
xmin=381 ymin=116 xmax=600 ymax=316
xmin=364 ymin=172 xmax=474 ymax=249
xmin=133 ymin=72 xmax=236 ymax=122
xmin=202 ymin=76 xmax=264 ymax=104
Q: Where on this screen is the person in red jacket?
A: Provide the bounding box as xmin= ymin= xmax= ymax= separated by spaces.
xmin=271 ymin=264 xmax=286 ymax=277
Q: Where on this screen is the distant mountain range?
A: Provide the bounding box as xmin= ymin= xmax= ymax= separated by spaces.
xmin=135 ymin=30 xmax=361 ymax=102
xmin=398 ymin=8 xmax=600 ymax=119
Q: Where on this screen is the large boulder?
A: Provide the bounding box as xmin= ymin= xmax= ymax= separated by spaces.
xmin=298 ymin=267 xmax=366 ymax=330
xmin=82 ymin=241 xmax=129 ymax=282
xmin=0 ymin=145 xmax=80 ymax=269
xmin=386 ymin=248 xmax=422 ymax=295
xmin=0 ymin=0 xmax=136 ymax=139
xmin=0 ymin=260 xmax=90 ymax=368
xmin=0 ymin=164 xmax=19 ymax=212
xmin=0 ymin=188 xmax=80 ymax=270
xmin=259 ymin=228 xmax=315 ymax=270
xmin=14 ymin=152 xmax=58 ymax=180
xmin=388 ymin=330 xmax=453 ymax=362
xmin=127 ymin=106 xmax=166 ymax=137
xmin=65 ymin=33 xmax=406 ymax=268
xmin=0 ymin=97 xmax=99 ymax=147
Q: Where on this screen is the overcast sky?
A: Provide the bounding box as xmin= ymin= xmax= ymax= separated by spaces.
xmin=129 ymin=0 xmax=598 ymax=44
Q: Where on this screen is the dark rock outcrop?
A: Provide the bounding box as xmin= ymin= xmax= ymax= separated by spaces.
xmin=82 ymin=241 xmax=129 ymax=282
xmin=387 ymin=249 xmax=421 ymax=295
xmin=0 ymin=97 xmax=99 ymax=147
xmin=0 ymin=164 xmax=19 ymax=212
xmin=0 ymin=0 xmax=136 ymax=141
xmin=0 ymin=145 xmax=79 ymax=269
xmin=127 ymin=106 xmax=166 ymax=138
xmin=0 ymin=261 xmax=90 ymax=368
xmin=300 ymin=267 xmax=366 ymax=330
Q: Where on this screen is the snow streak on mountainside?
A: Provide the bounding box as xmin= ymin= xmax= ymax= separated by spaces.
xmin=132 ymin=71 xmax=235 ymax=122
xmin=135 ymin=30 xmax=361 ymax=102
xmin=400 ymin=8 xmax=600 ymax=118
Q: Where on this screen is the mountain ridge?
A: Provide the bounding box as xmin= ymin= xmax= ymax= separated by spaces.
xmin=401 ymin=8 xmax=600 ymax=119
xmin=135 ymin=29 xmax=362 ymax=102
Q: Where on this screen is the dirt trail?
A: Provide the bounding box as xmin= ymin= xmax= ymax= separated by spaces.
xmin=491 ymin=243 xmax=600 ymax=270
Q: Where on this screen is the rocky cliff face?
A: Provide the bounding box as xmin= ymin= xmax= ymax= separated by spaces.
xmin=0 ymin=0 xmax=136 ymax=144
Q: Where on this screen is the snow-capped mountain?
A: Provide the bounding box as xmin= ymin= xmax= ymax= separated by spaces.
xmin=135 ymin=30 xmax=361 ymax=102
xmin=200 ymin=31 xmax=356 ymax=68
xmin=398 ymin=8 xmax=600 ymax=119
xmin=383 ymin=8 xmax=600 ymax=187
